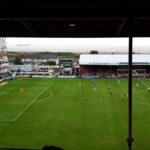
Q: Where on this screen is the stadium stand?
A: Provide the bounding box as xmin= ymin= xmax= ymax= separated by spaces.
xmin=9 ymin=64 xmax=60 ymax=77
xmin=79 ymin=54 xmax=150 ymax=78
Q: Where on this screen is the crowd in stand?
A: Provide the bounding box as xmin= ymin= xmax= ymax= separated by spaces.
xmin=80 ymin=67 xmax=150 ymax=78
xmin=80 ymin=68 xmax=116 ymax=77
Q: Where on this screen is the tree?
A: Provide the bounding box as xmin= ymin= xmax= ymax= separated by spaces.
xmin=48 ymin=61 xmax=56 ymax=65
xmin=90 ymin=50 xmax=98 ymax=54
xmin=14 ymin=56 xmax=23 ymax=65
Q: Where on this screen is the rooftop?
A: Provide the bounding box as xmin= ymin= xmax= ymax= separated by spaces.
xmin=79 ymin=54 xmax=150 ymax=65
xmin=0 ymin=0 xmax=150 ymax=37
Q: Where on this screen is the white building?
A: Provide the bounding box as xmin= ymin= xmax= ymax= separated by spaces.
xmin=21 ymin=53 xmax=59 ymax=65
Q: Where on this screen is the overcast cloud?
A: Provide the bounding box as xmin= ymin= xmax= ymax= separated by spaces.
xmin=6 ymin=38 xmax=150 ymax=53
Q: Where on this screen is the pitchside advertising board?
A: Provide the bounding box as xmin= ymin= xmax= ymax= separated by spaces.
xmin=79 ymin=76 xmax=117 ymax=78
xmin=0 ymin=79 xmax=4 ymax=82
xmin=32 ymin=75 xmax=75 ymax=78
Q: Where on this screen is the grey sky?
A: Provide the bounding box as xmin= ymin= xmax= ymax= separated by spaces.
xmin=6 ymin=37 xmax=150 ymax=53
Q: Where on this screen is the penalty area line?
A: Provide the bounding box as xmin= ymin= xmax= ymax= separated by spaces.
xmin=11 ymin=81 xmax=54 ymax=122
xmin=0 ymin=119 xmax=14 ymax=122
xmin=133 ymin=100 xmax=150 ymax=106
xmin=35 ymin=90 xmax=53 ymax=103
xmin=137 ymin=79 xmax=149 ymax=88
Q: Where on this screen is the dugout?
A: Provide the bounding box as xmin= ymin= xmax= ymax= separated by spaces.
xmin=79 ymin=54 xmax=150 ymax=78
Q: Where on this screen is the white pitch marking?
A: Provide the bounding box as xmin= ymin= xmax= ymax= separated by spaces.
xmin=8 ymin=83 xmax=25 ymax=85
xmin=35 ymin=91 xmax=53 ymax=103
xmin=11 ymin=81 xmax=54 ymax=121
xmin=137 ymin=79 xmax=149 ymax=88
xmin=134 ymin=100 xmax=150 ymax=106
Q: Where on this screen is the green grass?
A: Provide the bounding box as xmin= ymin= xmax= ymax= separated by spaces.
xmin=0 ymin=78 xmax=150 ymax=150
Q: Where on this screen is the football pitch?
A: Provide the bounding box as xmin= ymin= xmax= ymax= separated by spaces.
xmin=0 ymin=78 xmax=150 ymax=150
